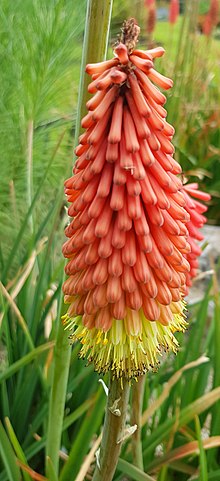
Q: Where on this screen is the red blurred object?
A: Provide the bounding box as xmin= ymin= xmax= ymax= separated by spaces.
xmin=146 ymin=3 xmax=157 ymax=35
xmin=145 ymin=0 xmax=155 ymax=6
xmin=169 ymin=0 xmax=179 ymax=25
xmin=203 ymin=0 xmax=219 ymax=36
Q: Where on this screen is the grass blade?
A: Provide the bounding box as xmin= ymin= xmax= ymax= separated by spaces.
xmin=2 ymin=129 xmax=66 ymax=281
xmin=0 ymin=341 xmax=54 ymax=382
xmin=117 ymin=459 xmax=156 ymax=481
xmin=0 ymin=421 xmax=20 ymax=481
xmin=208 ymin=265 xmax=220 ymax=467
xmin=45 ymin=457 xmax=59 ymax=481
xmin=142 ymin=355 xmax=209 ymax=425
xmin=63 ymin=396 xmax=97 ymax=430
xmin=143 ymin=387 xmax=220 ymax=459
xmin=59 ymin=387 xmax=105 ymax=481
xmin=75 ymin=434 xmax=102 ymax=481
xmin=16 ymin=460 xmax=47 ymax=481
xmin=169 ymin=460 xmax=196 ymax=475
xmin=0 ymin=280 xmax=35 ymax=351
xmin=147 ymin=436 xmax=220 ymax=472
xmin=24 ymin=396 xmax=96 ymax=462
xmin=195 ymin=415 xmax=208 ymax=481
xmin=29 ymin=190 xmax=64 ymax=341
xmin=5 ymin=417 xmax=32 ymax=481
xmin=192 ymin=471 xmax=220 ymax=481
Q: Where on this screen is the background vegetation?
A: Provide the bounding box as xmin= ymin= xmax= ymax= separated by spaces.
xmin=1 ymin=1 xmax=220 ymax=480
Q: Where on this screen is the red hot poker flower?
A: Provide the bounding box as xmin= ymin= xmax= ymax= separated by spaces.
xmin=182 ymin=183 xmax=211 ymax=291
xmin=169 ymin=0 xmax=179 ymax=25
xmin=203 ymin=0 xmax=219 ymax=36
xmin=146 ymin=3 xmax=157 ymax=36
xmin=62 ymin=19 xmax=190 ymax=379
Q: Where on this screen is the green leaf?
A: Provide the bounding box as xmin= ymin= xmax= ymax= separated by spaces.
xmin=208 ymin=274 xmax=220 ymax=467
xmin=195 ymin=415 xmax=208 ymax=481
xmin=117 ymin=459 xmax=156 ymax=481
xmin=199 ymin=0 xmax=210 ymax=15
xmin=143 ymin=387 xmax=220 ymax=460
xmin=59 ymin=388 xmax=105 ymax=481
xmin=2 ymin=128 xmax=66 ymax=282
xmin=46 ymin=457 xmax=59 ymax=481
xmin=23 ymin=396 xmax=95 ymax=463
xmin=29 ymin=190 xmax=64 ymax=342
xmin=63 ymin=396 xmax=96 ymax=431
xmin=11 ymin=367 xmax=39 ymax=441
xmin=5 ymin=417 xmax=32 ymax=481
xmin=0 ymin=421 xmax=20 ymax=481
xmin=0 ymin=381 xmax=10 ymax=418
xmin=193 ymin=471 xmax=220 ymax=481
xmin=147 ymin=436 xmax=220 ymax=472
xmin=0 ymin=341 xmax=54 ymax=382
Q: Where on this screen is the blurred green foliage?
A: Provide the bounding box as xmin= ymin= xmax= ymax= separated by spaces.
xmin=199 ymin=0 xmax=211 ymax=15
xmin=0 ymin=0 xmax=87 ymax=273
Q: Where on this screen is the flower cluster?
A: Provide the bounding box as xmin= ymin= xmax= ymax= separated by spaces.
xmin=62 ymin=20 xmax=209 ymax=379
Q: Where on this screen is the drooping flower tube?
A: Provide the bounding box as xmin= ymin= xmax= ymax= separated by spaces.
xmin=62 ymin=20 xmax=203 ymax=379
xmin=181 ymin=183 xmax=211 ymax=291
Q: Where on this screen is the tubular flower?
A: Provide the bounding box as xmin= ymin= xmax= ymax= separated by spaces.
xmin=62 ymin=20 xmax=190 ymax=379
xmin=181 ymin=183 xmax=211 ymax=291
xmin=169 ymin=0 xmax=179 ymax=25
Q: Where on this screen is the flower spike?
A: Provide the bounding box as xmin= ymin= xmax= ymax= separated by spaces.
xmin=62 ymin=20 xmax=209 ymax=379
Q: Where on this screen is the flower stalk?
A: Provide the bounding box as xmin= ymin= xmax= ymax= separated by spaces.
xmin=92 ymin=373 xmax=130 ymax=481
xmin=26 ymin=119 xmax=34 ymax=233
xmin=131 ymin=374 xmax=146 ymax=469
xmin=75 ymin=0 xmax=113 ymax=141
xmin=46 ymin=298 xmax=72 ymax=476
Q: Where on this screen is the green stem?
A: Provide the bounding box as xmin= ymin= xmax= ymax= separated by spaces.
xmin=45 ymin=290 xmax=71 ymax=476
xmin=131 ymin=374 xmax=146 ymax=470
xmin=74 ymin=0 xmax=113 ymax=141
xmin=207 ymin=265 xmax=220 ymax=467
xmin=26 ymin=119 xmax=34 ymax=233
xmin=92 ymin=374 xmax=130 ymax=481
